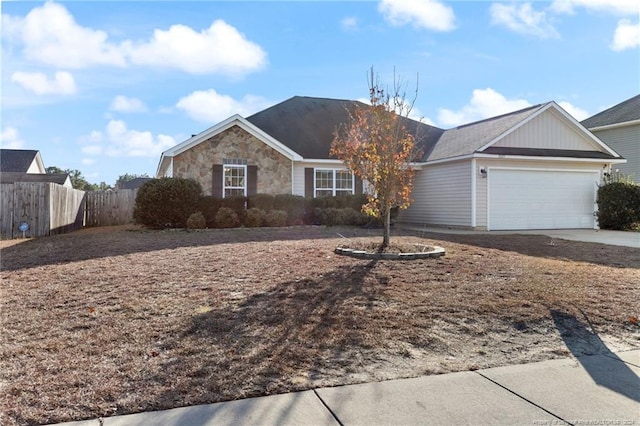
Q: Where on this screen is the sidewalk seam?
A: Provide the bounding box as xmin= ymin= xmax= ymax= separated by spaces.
xmin=313 ymin=389 xmax=344 ymax=426
xmin=475 ymin=371 xmax=573 ymax=426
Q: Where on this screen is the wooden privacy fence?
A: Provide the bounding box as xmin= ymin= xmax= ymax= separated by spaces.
xmin=0 ymin=182 xmax=85 ymax=239
xmin=84 ymin=189 xmax=138 ymax=227
xmin=0 ymin=185 xmax=139 ymax=239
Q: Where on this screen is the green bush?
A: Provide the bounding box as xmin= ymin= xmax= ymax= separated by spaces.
xmin=186 ymin=212 xmax=206 ymax=229
xmin=597 ymin=181 xmax=640 ymax=230
xmin=244 ymin=208 xmax=265 ymax=227
xmin=133 ymin=178 xmax=203 ymax=229
xmin=248 ymin=194 xmax=275 ymax=212
xmin=265 ymin=210 xmax=288 ymax=227
xmin=215 ymin=207 xmax=241 ymax=228
xmin=220 ymin=195 xmax=247 ymax=222
xmin=274 ymin=194 xmax=306 ymax=225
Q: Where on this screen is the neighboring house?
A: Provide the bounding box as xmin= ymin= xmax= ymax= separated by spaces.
xmin=157 ymin=96 xmax=624 ymax=231
xmin=119 ymin=177 xmax=153 ymax=190
xmin=581 ymin=94 xmax=639 ymax=180
xmin=0 ymin=149 xmax=72 ymax=188
xmin=0 ymin=172 xmax=72 ymax=188
xmin=0 ymin=149 xmax=46 ymax=174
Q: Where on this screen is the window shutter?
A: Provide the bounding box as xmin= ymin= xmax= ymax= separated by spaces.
xmin=305 ymin=168 xmax=314 ymax=197
xmin=355 ymin=176 xmax=363 ymax=195
xmin=247 ymin=165 xmax=257 ymax=196
xmin=212 ymin=164 xmax=223 ymax=197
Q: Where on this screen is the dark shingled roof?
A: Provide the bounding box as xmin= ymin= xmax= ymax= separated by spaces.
xmin=0 ymin=149 xmax=40 ymax=173
xmin=481 ymin=147 xmax=618 ymax=159
xmin=581 ymin=94 xmax=640 ymax=128
xmin=247 ymin=96 xmax=445 ymax=161
xmin=0 ymin=172 xmax=69 ymax=185
xmin=120 ymin=177 xmax=153 ymax=189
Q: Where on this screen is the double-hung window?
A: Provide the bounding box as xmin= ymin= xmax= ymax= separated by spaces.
xmin=314 ymin=169 xmax=354 ymax=197
xmin=223 ymin=164 xmax=246 ymax=197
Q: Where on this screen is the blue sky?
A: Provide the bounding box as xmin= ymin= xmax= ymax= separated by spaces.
xmin=1 ymin=0 xmax=638 ymax=186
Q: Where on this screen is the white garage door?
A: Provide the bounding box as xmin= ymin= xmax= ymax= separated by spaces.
xmin=488 ymin=169 xmax=598 ymax=230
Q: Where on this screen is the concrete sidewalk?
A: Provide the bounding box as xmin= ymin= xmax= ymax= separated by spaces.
xmin=58 ymin=349 xmax=639 ymax=426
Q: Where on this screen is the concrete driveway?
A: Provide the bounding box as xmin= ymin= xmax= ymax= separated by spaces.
xmin=401 ymin=226 xmax=640 ymax=248
xmin=500 ymin=229 xmax=639 ymax=248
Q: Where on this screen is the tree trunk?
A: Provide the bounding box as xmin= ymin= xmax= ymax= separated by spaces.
xmin=382 ymin=207 xmax=390 ymax=249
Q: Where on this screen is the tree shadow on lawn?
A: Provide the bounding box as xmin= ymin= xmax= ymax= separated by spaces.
xmin=144 ymin=260 xmax=393 ymax=421
xmin=551 ymin=309 xmax=640 ymax=402
xmin=0 ymin=225 xmax=393 ymax=272
xmin=413 ymin=231 xmax=639 ymax=269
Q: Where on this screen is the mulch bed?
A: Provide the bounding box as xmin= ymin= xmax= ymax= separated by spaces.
xmin=1 ymin=225 xmax=638 ymax=425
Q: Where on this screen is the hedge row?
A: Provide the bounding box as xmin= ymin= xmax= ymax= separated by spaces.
xmin=133 ymin=178 xmax=373 ymax=229
xmin=597 ymin=181 xmax=640 ymax=230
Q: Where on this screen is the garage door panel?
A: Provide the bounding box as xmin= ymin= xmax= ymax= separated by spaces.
xmin=488 ymin=169 xmax=597 ymax=230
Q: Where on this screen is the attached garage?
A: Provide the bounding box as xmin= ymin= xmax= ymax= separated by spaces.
xmin=487 ymin=168 xmax=599 ymax=230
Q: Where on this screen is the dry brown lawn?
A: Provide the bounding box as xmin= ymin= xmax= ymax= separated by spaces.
xmin=1 ymin=225 xmax=639 ymax=425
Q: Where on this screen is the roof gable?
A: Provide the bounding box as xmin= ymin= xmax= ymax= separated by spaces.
xmin=426 ymin=104 xmax=543 ymax=161
xmin=0 ymin=149 xmax=45 ymax=173
xmin=582 ymin=94 xmax=640 ymax=129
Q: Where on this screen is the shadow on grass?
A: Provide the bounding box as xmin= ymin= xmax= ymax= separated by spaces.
xmin=411 ymin=230 xmax=639 ymax=269
xmin=551 ymin=309 xmax=640 ymax=403
xmin=0 ymin=225 xmax=389 ymax=272
xmin=146 ymin=261 xmax=385 ymax=423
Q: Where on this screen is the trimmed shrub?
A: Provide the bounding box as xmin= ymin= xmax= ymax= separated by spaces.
xmin=265 ymin=210 xmax=287 ymax=227
xmin=274 ymin=194 xmax=306 ymax=225
xmin=597 ymin=181 xmax=640 ymax=230
xmin=133 ymin=178 xmax=202 ymax=229
xmin=248 ymin=194 xmax=275 ymax=212
xmin=220 ymin=195 xmax=247 ymax=222
xmin=186 ymin=212 xmax=206 ymax=229
xmin=215 ymin=207 xmax=240 ymax=228
xmin=198 ymin=196 xmax=222 ymax=228
xmin=244 ymin=208 xmax=265 ymax=227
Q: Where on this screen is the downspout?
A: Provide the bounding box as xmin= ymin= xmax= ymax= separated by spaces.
xmin=471 ymin=158 xmax=477 ymax=229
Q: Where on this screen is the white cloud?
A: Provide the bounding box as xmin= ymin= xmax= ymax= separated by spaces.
xmin=558 ymin=101 xmax=589 ymax=121
xmin=341 ymin=17 xmax=359 ymax=31
xmin=378 ymin=0 xmax=456 ymax=32
xmin=82 ymin=120 xmax=176 ymax=157
xmin=550 ymin=0 xmax=638 ymax=16
xmin=611 ymin=19 xmax=640 ymax=51
xmin=0 ymin=126 xmax=25 ymax=149
xmin=438 ymin=88 xmax=532 ymax=127
xmin=490 ymin=3 xmax=560 ymax=39
xmin=176 ymin=90 xmax=272 ymax=123
xmin=2 ymin=2 xmax=266 ymax=76
xmin=81 ymin=158 xmax=96 ymax=165
xmin=11 ymin=71 xmax=77 ymax=95
xmin=2 ymin=2 xmax=125 ymax=68
xmin=124 ymin=20 xmax=267 ymax=75
xmin=109 ymin=95 xmax=147 ymax=113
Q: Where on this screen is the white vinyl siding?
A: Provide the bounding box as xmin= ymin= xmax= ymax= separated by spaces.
xmin=493 ymin=109 xmax=602 ymax=151
xmin=398 ymin=160 xmax=472 ymax=227
xmin=591 ymin=125 xmax=639 ymax=179
xmin=292 ymin=161 xmax=345 ymax=196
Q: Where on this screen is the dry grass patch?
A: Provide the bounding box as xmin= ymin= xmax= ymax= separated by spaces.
xmin=1 ymin=225 xmax=638 ymax=425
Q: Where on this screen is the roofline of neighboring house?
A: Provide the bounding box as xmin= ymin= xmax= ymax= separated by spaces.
xmin=157 ymin=114 xmax=304 ymax=176
xmin=587 ymin=118 xmax=640 ymax=132
xmin=417 ymin=152 xmax=626 ymax=167
xmin=476 ymin=102 xmax=622 ymax=158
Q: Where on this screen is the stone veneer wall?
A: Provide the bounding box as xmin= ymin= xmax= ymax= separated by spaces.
xmin=173 ymin=125 xmax=292 ymax=196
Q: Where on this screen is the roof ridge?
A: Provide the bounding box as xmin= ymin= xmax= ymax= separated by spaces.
xmin=451 ymin=103 xmax=546 ymax=130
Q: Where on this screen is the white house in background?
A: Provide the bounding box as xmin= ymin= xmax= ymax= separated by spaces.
xmin=157 ymin=96 xmax=625 ymax=231
xmin=0 ymin=149 xmax=73 ymax=188
xmin=582 ymin=94 xmax=639 ymax=180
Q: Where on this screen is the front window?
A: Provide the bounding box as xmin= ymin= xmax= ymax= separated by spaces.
xmin=314 ymin=169 xmax=354 ymax=197
xmin=224 ymin=164 xmax=246 ymax=197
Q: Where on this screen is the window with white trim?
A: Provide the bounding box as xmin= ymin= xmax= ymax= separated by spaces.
xmin=224 ymin=164 xmax=246 ymax=197
xmin=314 ymin=169 xmax=354 ymax=197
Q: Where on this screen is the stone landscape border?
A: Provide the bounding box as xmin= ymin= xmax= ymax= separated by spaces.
xmin=334 ymin=245 xmax=446 ymax=260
